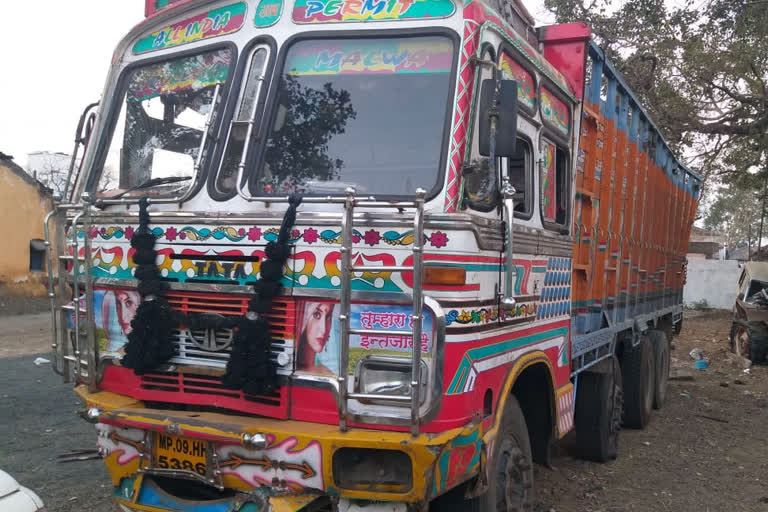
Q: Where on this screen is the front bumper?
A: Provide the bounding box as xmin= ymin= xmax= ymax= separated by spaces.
xmin=76 ymin=386 xmax=483 ymax=511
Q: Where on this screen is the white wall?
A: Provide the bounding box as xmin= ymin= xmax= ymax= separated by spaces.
xmin=683 ymin=259 xmax=741 ymax=310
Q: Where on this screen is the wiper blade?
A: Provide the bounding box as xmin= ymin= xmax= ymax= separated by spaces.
xmin=111 ymin=175 xmax=191 ymax=199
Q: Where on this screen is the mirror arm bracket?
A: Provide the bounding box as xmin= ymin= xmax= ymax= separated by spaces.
xmin=500 ymin=181 xmax=517 ymax=311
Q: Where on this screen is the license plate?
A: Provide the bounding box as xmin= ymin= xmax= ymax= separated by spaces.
xmin=154 ymin=433 xmax=207 ymax=476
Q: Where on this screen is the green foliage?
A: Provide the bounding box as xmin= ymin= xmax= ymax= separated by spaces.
xmin=263 ymin=76 xmax=357 ymax=191
xmin=704 ymin=176 xmax=766 ymax=249
xmin=543 ymin=0 xmax=768 ymax=147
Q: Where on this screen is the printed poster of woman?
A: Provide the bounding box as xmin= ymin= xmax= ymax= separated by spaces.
xmin=66 ymin=289 xmax=141 ymax=356
xmin=100 ymin=289 xmax=141 ymax=354
xmin=295 ymin=300 xmax=339 ymax=375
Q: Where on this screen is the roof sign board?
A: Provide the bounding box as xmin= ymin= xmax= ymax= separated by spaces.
xmin=133 ymin=3 xmax=247 ymax=54
xmin=292 ymin=0 xmax=455 ymax=23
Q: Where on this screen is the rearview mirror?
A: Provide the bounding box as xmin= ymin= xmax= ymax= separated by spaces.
xmin=478 ymin=79 xmax=518 ymax=157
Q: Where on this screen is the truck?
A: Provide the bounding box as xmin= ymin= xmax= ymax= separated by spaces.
xmin=44 ymin=0 xmax=703 ymax=510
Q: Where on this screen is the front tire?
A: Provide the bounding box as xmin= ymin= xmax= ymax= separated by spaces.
xmin=483 ymin=395 xmax=535 ymax=511
xmin=434 ymin=396 xmax=535 ymax=511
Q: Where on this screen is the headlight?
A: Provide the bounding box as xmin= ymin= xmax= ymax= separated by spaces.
xmin=333 ymin=448 xmax=413 ymax=492
xmin=354 ymin=356 xmax=428 ymax=406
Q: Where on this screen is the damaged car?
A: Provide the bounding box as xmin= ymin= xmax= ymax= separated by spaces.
xmin=730 ymin=261 xmax=768 ymax=363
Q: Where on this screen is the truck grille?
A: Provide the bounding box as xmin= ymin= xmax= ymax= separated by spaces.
xmin=165 ymin=291 xmax=296 ymax=374
xmin=139 ymin=371 xmax=284 ymax=407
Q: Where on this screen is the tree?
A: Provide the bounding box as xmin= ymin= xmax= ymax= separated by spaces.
xmin=704 ymin=175 xmax=766 ymax=252
xmin=29 ymin=152 xmax=73 ymax=197
xmin=262 ymin=76 xmax=357 ymax=192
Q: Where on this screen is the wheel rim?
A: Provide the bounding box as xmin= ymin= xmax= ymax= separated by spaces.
xmin=496 ymin=439 xmax=532 ymax=511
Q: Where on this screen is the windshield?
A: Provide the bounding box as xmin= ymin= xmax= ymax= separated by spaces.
xmin=95 ymin=48 xmax=232 ymax=198
xmin=251 ymin=36 xmax=454 ymax=196
xmin=746 ymin=280 xmax=768 ymax=304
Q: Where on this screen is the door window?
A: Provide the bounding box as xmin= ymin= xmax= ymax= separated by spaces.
xmin=540 ymin=138 xmax=569 ymax=230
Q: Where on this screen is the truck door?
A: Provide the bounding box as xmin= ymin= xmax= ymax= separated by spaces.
xmin=461 ymin=36 xmax=505 ymax=312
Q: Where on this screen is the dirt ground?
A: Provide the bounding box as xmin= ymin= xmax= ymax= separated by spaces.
xmin=1 ymin=309 xmax=766 ymax=511
xmin=538 ymin=310 xmax=768 ymax=512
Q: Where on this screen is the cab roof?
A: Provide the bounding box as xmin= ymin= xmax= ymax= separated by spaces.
xmin=744 ymin=261 xmax=768 ymax=282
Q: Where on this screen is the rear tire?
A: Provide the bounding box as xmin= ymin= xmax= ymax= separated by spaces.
xmin=648 ymin=330 xmax=669 ymax=410
xmin=621 ymin=334 xmax=654 ymax=429
xmin=575 ymin=355 xmax=622 ymax=462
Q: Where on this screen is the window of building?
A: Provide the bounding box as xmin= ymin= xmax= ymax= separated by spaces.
xmin=540 ymin=138 xmax=569 ymax=230
xmin=30 ymin=239 xmax=45 ymax=272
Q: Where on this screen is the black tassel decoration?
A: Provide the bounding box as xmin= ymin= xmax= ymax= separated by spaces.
xmin=121 ymin=198 xmax=176 ymax=374
xmin=120 ymin=194 xmax=303 ymax=395
xmin=223 ymin=194 xmax=302 ymax=394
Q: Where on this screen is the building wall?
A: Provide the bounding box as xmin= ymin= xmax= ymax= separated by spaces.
xmin=683 ymin=258 xmax=741 ymax=310
xmin=0 ymin=161 xmax=55 ymax=297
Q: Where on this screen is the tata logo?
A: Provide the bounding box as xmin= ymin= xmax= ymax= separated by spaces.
xmin=189 ymin=324 xmax=234 ymax=352
xmin=192 ymin=261 xmax=250 ymax=280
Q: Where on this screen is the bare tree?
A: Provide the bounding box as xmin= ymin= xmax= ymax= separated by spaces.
xmin=28 ymin=152 xmax=74 ymax=197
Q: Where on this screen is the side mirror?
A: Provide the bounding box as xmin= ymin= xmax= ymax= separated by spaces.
xmin=478 ymin=79 xmax=518 ymax=157
xmin=738 ymin=293 xmax=745 ymax=301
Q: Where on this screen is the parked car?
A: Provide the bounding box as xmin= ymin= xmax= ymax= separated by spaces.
xmin=730 ymin=261 xmax=768 ymax=363
xmin=0 ymin=470 xmax=44 ymax=511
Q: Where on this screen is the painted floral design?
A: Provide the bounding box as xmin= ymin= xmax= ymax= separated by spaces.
xmin=248 ymin=227 xmax=262 ymax=241
xmin=540 ymin=88 xmax=570 ymax=135
xmin=429 ymin=231 xmax=449 ymax=248
xmin=363 ymin=230 xmax=381 ymax=246
xmin=87 ymin=225 xmax=450 ymax=248
xmin=303 ymin=228 xmax=319 ymax=244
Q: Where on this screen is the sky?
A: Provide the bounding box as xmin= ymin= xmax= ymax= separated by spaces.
xmin=0 ymin=2 xmax=144 ymax=169
xmin=0 ymin=1 xmax=554 ymax=170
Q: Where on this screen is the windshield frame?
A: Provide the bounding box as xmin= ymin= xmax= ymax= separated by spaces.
xmin=87 ymin=42 xmax=239 ymax=203
xmin=207 ymin=36 xmax=278 ymax=201
xmin=244 ymin=28 xmax=459 ymax=203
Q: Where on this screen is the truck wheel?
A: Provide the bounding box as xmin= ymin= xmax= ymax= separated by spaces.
xmin=621 ymin=334 xmax=654 ymax=429
xmin=575 ymin=355 xmax=622 ymax=462
xmin=730 ymin=321 xmax=768 ymax=362
xmin=648 ymin=330 xmax=669 ymax=410
xmin=434 ymin=396 xmax=535 ymax=512
xmin=483 ymin=395 xmax=535 ymax=511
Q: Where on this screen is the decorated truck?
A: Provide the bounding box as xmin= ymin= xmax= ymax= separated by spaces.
xmin=45 ymin=0 xmax=702 ymax=509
